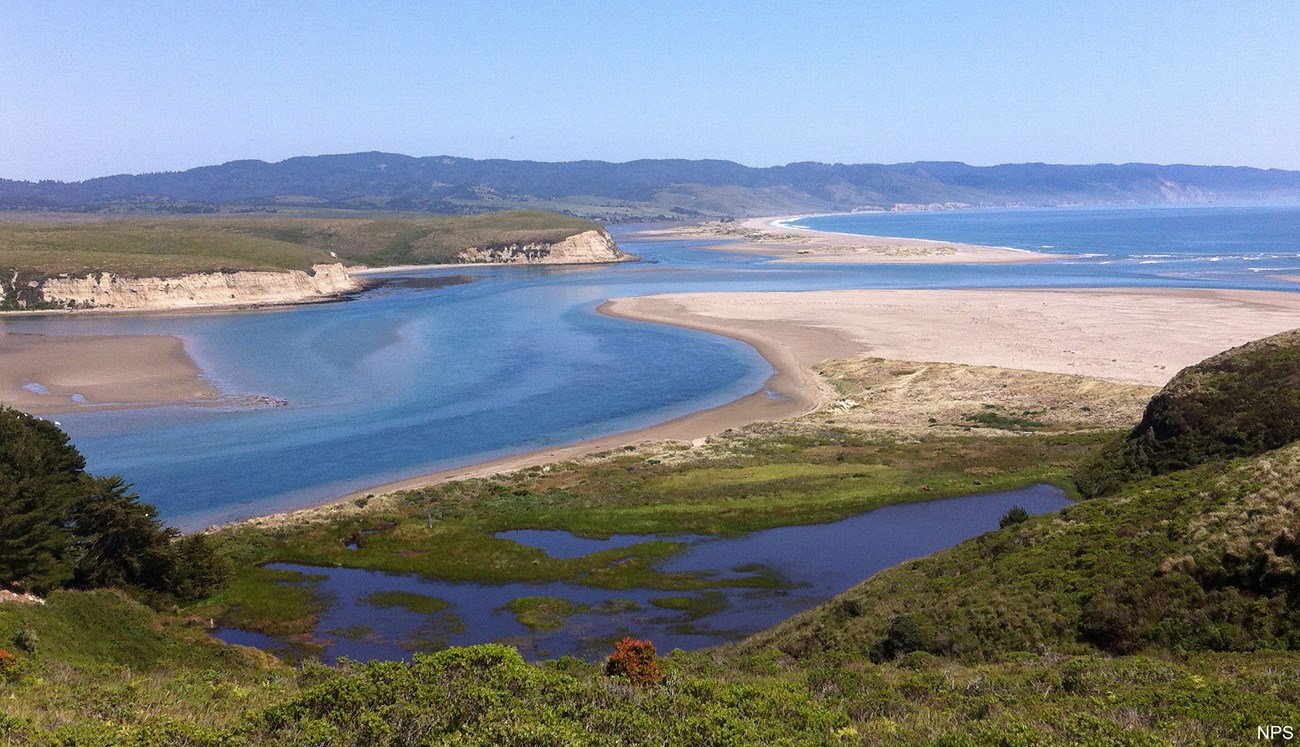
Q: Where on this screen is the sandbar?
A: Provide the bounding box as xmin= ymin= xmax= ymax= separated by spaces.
xmin=0 ymin=332 xmax=223 ymax=414
xmin=226 ymin=285 xmax=1300 ymax=529
xmin=611 ymin=288 xmax=1300 ymax=388
xmin=638 ymin=215 xmax=1063 ymax=264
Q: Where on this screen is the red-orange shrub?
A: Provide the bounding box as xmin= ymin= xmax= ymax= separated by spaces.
xmin=0 ymin=648 xmax=17 ymax=676
xmin=603 ymin=636 xmax=663 ymax=685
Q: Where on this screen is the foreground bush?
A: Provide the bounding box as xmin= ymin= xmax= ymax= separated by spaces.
xmin=604 ymin=637 xmax=664 ymax=684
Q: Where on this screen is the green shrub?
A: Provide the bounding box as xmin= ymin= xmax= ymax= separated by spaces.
xmin=999 ymin=506 xmax=1029 ymax=528
xmin=872 ymin=615 xmax=932 ymax=662
xmin=12 ymin=627 xmax=38 ymax=654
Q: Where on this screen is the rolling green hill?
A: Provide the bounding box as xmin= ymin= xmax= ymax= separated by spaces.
xmin=1075 ymin=328 xmax=1300 ymax=497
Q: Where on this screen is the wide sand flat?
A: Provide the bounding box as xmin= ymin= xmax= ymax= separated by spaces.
xmin=607 ymin=288 xmax=1300 ymax=388
xmin=638 ymin=216 xmax=1062 ymax=264
xmin=0 ymin=332 xmax=222 ymax=414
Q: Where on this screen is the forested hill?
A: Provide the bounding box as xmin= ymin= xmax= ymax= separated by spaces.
xmin=4 ymin=153 xmax=1300 ymax=220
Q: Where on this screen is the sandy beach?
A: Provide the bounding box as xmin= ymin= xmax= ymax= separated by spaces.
xmin=637 ymin=215 xmax=1063 ymax=264
xmin=0 ymin=332 xmax=224 ymax=414
xmin=612 ymin=288 xmax=1300 ymax=388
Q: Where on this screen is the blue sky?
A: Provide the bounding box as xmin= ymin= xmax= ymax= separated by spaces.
xmin=2 ymin=1 xmax=1297 ymax=180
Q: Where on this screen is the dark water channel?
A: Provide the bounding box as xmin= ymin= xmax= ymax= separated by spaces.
xmin=218 ymin=484 xmax=1069 ymax=661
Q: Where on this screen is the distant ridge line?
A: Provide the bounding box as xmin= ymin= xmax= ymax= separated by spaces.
xmin=3 ymin=153 xmax=1298 ymax=220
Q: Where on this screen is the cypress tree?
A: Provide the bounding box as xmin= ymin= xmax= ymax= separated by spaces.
xmin=0 ymin=407 xmax=84 ymax=592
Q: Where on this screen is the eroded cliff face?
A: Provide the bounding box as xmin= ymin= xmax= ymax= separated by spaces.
xmin=8 ymin=229 xmax=627 ymax=312
xmin=454 ymin=229 xmax=629 ymax=265
xmin=36 ymin=263 xmax=360 ymax=311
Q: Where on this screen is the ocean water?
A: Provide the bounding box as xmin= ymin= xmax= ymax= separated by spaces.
xmin=786 ymin=204 xmax=1300 ymax=286
xmin=1 ymin=205 xmax=1297 ymax=528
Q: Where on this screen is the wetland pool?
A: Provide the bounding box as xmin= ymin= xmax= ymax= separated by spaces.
xmin=218 ymin=483 xmax=1069 ymax=661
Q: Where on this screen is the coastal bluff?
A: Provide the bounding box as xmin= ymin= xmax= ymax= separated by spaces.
xmin=454 ymin=229 xmax=627 ymax=264
xmin=0 ymin=212 xmax=628 ymax=312
xmin=34 ymin=263 xmax=360 ymax=311
xmin=8 ymin=228 xmax=628 ymax=311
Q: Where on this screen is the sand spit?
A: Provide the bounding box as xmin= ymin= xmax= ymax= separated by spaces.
xmin=0 ymin=332 xmax=225 ymax=414
xmin=613 ymin=288 xmax=1300 ymax=387
xmin=638 ymin=215 xmax=1063 ymax=264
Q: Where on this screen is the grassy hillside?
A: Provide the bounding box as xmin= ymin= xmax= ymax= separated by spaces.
xmin=0 ymin=210 xmax=602 ymax=278
xmin=6 ymin=589 xmax=1299 ymax=744
xmin=740 ymin=441 xmax=1300 ymax=662
xmin=1075 ymin=328 xmax=1300 ymax=497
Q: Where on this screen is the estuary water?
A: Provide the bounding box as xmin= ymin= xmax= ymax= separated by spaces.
xmin=1 ymin=205 xmax=1298 ymax=529
xmin=218 ymin=484 xmax=1070 ymax=661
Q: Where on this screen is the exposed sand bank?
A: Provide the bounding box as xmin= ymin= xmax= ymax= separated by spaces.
xmin=614 ymin=288 xmax=1300 ymax=388
xmin=0 ymin=332 xmax=224 ymax=414
xmin=637 ymin=215 xmax=1063 ymax=264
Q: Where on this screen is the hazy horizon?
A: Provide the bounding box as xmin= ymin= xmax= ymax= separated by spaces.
xmin=8 ymin=151 xmax=1300 ymax=186
xmin=4 ymin=2 xmax=1298 ymax=181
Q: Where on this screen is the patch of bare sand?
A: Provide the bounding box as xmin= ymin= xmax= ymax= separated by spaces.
xmin=637 ymin=216 xmax=1062 ymax=264
xmin=812 ymin=357 xmax=1155 ymax=436
xmin=0 ymin=332 xmax=223 ymax=414
xmin=620 ymin=288 xmax=1300 ymax=387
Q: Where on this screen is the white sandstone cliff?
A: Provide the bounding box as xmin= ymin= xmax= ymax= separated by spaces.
xmin=38 ymin=263 xmax=360 ymax=311
xmin=453 ymin=229 xmax=629 ymax=265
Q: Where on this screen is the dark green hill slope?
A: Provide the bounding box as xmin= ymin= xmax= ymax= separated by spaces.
xmin=1075 ymin=328 xmax=1300 ymax=497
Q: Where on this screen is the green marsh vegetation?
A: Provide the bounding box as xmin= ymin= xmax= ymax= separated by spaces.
xmin=206 ymin=424 xmax=1101 ymax=638
xmin=364 ymin=590 xmax=451 ymax=615
xmin=504 ymin=597 xmax=581 ymax=631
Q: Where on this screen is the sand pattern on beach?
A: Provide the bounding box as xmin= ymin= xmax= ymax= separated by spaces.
xmin=615 ymin=288 xmax=1300 ymax=387
xmin=0 ymin=332 xmax=224 ymax=414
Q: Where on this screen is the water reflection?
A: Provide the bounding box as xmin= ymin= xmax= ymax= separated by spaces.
xmin=219 ymin=484 xmax=1069 ymax=661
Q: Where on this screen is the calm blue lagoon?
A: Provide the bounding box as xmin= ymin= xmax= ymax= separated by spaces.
xmin=1 ymin=205 xmax=1297 ymax=529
